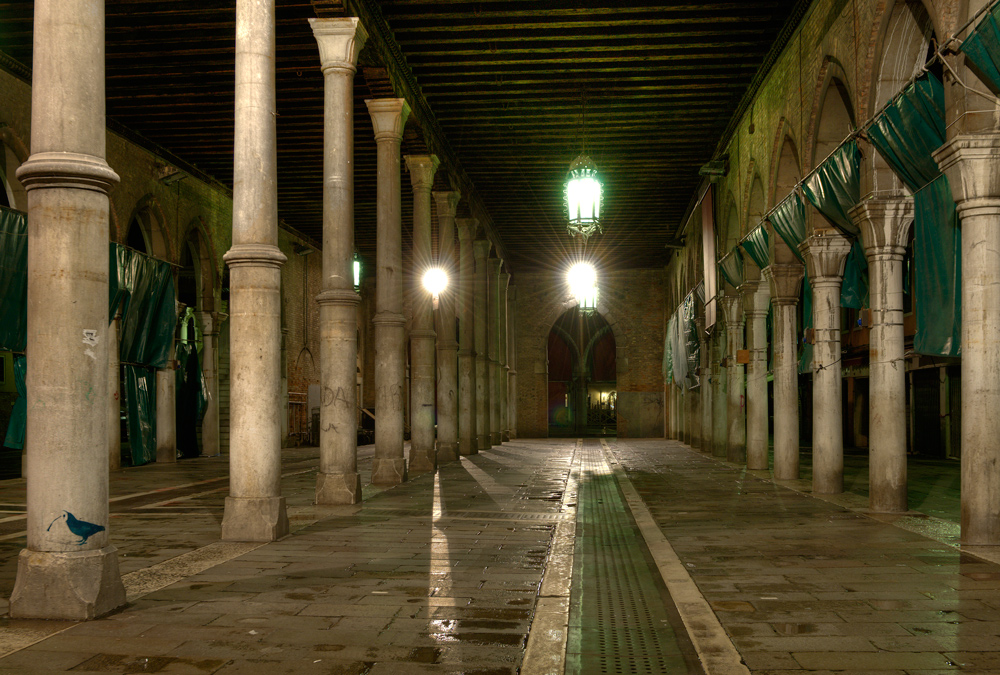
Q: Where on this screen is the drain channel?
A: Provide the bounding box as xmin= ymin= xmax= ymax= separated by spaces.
xmin=567 ymin=441 xmax=703 ymax=675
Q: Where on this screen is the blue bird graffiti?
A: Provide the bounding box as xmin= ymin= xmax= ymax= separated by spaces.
xmin=46 ymin=511 xmax=105 ymax=545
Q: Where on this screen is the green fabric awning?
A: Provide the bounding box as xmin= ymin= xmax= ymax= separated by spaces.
xmin=768 ymin=192 xmax=807 ymax=262
xmin=740 ymin=224 xmax=769 ymax=270
xmin=868 ymin=73 xmax=960 ymax=357
xmin=802 ymin=140 xmax=862 ymax=237
xmin=719 ymin=248 xmax=745 ymax=288
xmin=840 ymin=240 xmax=870 ymax=310
xmin=960 ymin=3 xmax=1000 ymax=97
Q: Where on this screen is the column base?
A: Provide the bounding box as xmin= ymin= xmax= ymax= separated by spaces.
xmin=501 ymin=431 xmax=511 ymax=442
xmin=459 ymin=439 xmax=478 ymax=456
xmin=316 ymin=472 xmax=362 ymax=505
xmin=10 ymin=545 xmax=126 ymax=620
xmin=490 ymin=432 xmax=502 ymax=445
xmin=477 ymin=434 xmax=491 ymax=451
xmin=437 ymin=441 xmax=460 ymax=462
xmin=371 ymin=458 xmax=407 ymax=485
xmin=409 ymin=448 xmax=436 ymax=475
xmin=156 ymin=445 xmax=177 ymax=464
xmin=221 ymin=496 xmax=289 ymax=542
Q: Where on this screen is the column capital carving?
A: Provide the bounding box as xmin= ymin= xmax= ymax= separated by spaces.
xmin=456 ymin=218 xmax=480 ymax=241
xmin=366 ymin=98 xmax=410 ymax=142
xmin=433 ymin=190 xmax=461 ymax=217
xmin=309 ymin=17 xmax=368 ymax=72
xmin=16 ymin=151 xmax=119 ymax=194
xmin=473 ymin=239 xmax=493 ymax=261
xmin=739 ymin=280 xmax=770 ymax=317
xmin=763 ymin=263 xmax=804 ymax=304
xmin=405 ymin=155 xmax=440 ymax=191
xmin=851 ymin=196 xmax=913 ymax=256
xmin=934 ymin=132 xmax=1000 ymax=215
xmin=224 ymin=243 xmax=288 ymax=269
xmin=719 ymin=295 xmax=743 ymax=327
xmin=799 ymin=229 xmax=852 ymax=284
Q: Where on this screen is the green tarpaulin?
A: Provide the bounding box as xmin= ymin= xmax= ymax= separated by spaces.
xmin=663 ymin=314 xmax=675 ymax=383
xmin=769 ymin=192 xmax=807 ymax=262
xmin=719 ymin=248 xmax=745 ymax=288
xmin=175 ymin=339 xmax=207 ymax=459
xmin=803 ymin=140 xmax=862 ymax=237
xmin=741 ymin=224 xmax=769 ymax=270
xmin=799 ymin=276 xmax=813 ymax=374
xmin=0 ymin=207 xmax=27 ymax=450
xmin=841 ymin=240 xmax=870 ymax=310
xmin=683 ymin=292 xmax=700 ymax=389
xmin=3 ymin=355 xmax=25 ymax=450
xmin=868 ymin=73 xmax=960 ymax=357
xmin=960 ymin=3 xmax=1000 ymax=97
xmin=122 ymin=365 xmax=156 ymax=467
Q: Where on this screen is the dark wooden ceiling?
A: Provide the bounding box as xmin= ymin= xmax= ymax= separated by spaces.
xmin=0 ymin=0 xmax=810 ymax=273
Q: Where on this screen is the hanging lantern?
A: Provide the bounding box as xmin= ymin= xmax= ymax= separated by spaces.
xmin=565 ymin=154 xmax=602 ymax=238
xmin=567 ymin=262 xmax=599 ymax=315
xmin=353 ymin=252 xmax=362 ymax=291
xmin=578 ymin=285 xmax=599 ymax=316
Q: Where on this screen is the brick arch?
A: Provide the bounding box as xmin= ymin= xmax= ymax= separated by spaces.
xmin=124 ymin=194 xmax=172 ymax=260
xmin=178 ymin=217 xmax=219 ymax=312
xmin=806 ymin=57 xmax=858 ymax=173
xmin=768 ymin=120 xmax=802 ymax=208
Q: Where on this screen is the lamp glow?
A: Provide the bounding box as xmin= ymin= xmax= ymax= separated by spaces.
xmin=422 ymin=267 xmax=448 ymax=299
xmin=353 ymin=253 xmax=362 ymax=290
xmin=565 ymin=154 xmax=602 ymax=238
xmin=567 ymin=262 xmax=599 ymax=315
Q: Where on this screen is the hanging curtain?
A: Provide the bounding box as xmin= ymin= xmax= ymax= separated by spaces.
xmin=867 ymin=72 xmax=960 ymax=357
xmin=802 ymin=139 xmax=862 ymax=237
xmin=768 ymin=192 xmax=807 ymax=262
xmin=0 ymin=207 xmax=27 ymax=451
xmin=719 ymin=248 xmax=745 ymax=288
xmin=662 ymin=314 xmax=675 ymax=383
xmin=740 ymin=223 xmax=769 ymax=270
xmin=840 ymin=240 xmax=870 ymax=310
xmin=959 ymin=3 xmax=1000 ymax=96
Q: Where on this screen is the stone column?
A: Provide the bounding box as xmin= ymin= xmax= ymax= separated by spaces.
xmin=741 ymin=281 xmax=770 ymax=470
xmin=155 ymin=340 xmax=177 ymax=463
xmin=799 ymin=230 xmax=852 ymax=495
xmin=700 ymin=319 xmax=713 ymax=454
xmin=406 ymin=154 xmax=440 ymax=475
xmin=487 ymin=258 xmax=503 ymax=445
xmin=852 ymin=197 xmax=913 ymax=513
xmin=763 ymin=263 xmax=804 ymax=480
xmin=711 ymin=328 xmax=727 ymax=458
xmin=222 ymin=0 xmax=289 ymax=542
xmin=11 ymin=0 xmax=126 ymax=619
xmin=474 ymin=240 xmax=493 ymax=451
xmin=457 ymin=219 xmax=479 ymax=455
xmin=197 ymin=311 xmax=220 ymax=457
xmin=434 ymin=190 xmax=461 ymax=462
xmin=367 ymin=98 xmax=410 ymax=485
xmin=311 ymin=18 xmax=367 ymax=503
xmin=935 ymin=134 xmax=1000 ymax=543
xmin=507 ymin=286 xmax=518 ymax=439
xmin=691 ymin=316 xmax=705 ymax=450
xmin=720 ymin=295 xmax=745 ymax=463
xmin=498 ymin=270 xmax=511 ymax=442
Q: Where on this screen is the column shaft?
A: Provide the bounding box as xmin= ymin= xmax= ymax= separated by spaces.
xmin=742 ymin=282 xmax=770 ymax=470
xmin=700 ymin=321 xmax=713 ymax=453
xmin=487 ymin=258 xmax=503 ymax=445
xmin=499 ymin=272 xmax=511 ymax=442
xmin=109 ymin=315 xmax=122 ymax=471
xmin=507 ymin=286 xmax=518 ymax=439
xmin=457 ymin=220 xmax=478 ymax=455
xmin=721 ymin=295 xmax=745 ymax=463
xmin=155 ymin=340 xmax=177 ymax=463
xmin=434 ymin=191 xmax=461 ymax=461
xmin=222 ymin=0 xmax=289 ymax=541
xmin=474 ymin=240 xmax=492 ymax=451
xmin=367 ymin=99 xmax=410 ymax=485
xmin=11 ymin=0 xmax=126 ymax=619
xmin=764 ymin=263 xmax=803 ymax=480
xmin=198 ymin=312 xmax=220 ymax=457
xmin=711 ymin=330 xmax=727 ymax=458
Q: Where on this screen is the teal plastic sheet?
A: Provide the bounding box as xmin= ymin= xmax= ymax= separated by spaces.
xmin=914 ymin=176 xmax=961 ymax=356
xmin=0 ymin=207 xmax=27 ymax=352
xmin=840 ymin=240 xmax=870 ymax=310
xmin=868 ymin=73 xmax=960 ymax=357
xmin=111 ymin=245 xmax=176 ymax=369
xmin=175 ymin=340 xmax=207 ymax=459
xmin=799 ymin=276 xmax=813 ymax=374
xmin=2 ymin=355 xmax=25 ymax=450
xmin=663 ymin=314 xmax=675 ymax=383
xmin=803 ymin=140 xmax=862 ymax=236
xmin=741 ymin=224 xmax=769 ymax=270
xmin=769 ymin=192 xmax=807 ymax=262
xmin=122 ymin=365 xmax=156 ymax=467
xmin=960 ymin=3 xmax=1000 ymax=96
xmin=719 ymin=248 xmax=745 ymax=288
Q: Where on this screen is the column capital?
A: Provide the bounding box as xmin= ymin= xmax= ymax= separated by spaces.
xmin=366 ymin=98 xmax=410 ymax=142
xmin=224 ymin=243 xmax=288 ymax=269
xmin=851 ymin=196 xmax=913 ymax=256
xmin=739 ymin=280 xmax=770 ymax=317
xmin=763 ymin=263 xmax=804 ymax=304
xmin=474 ymin=239 xmax=493 ymax=261
xmin=16 ymin=151 xmax=119 ymax=194
xmin=487 ymin=257 xmax=503 ymax=274
xmin=719 ymin=294 xmax=743 ymax=327
xmin=405 ymin=155 xmax=440 ymax=191
xmin=433 ymin=190 xmax=461 ymax=217
xmin=934 ymin=132 xmax=1000 ymax=216
xmin=799 ymin=229 xmax=852 ymax=284
xmin=316 ymin=289 xmax=361 ymax=307
xmin=309 ymin=17 xmax=368 ymax=72
xmin=457 ymin=217 xmax=480 ymax=241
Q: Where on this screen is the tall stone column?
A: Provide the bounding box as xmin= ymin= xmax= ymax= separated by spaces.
xmin=222 ymin=0 xmax=289 ymax=542
xmin=720 ymin=295 xmax=745 ymax=463
xmin=155 ymin=340 xmax=177 ymax=463
xmin=10 ymin=0 xmax=126 ymax=619
xmin=367 ymin=98 xmax=410 ymax=485
xmin=434 ymin=190 xmax=461 ymax=462
xmin=311 ymin=18 xmax=367 ymax=503
xmin=799 ymin=230 xmax=852 ymax=495
xmin=691 ymin=316 xmax=705 ymax=450
xmin=935 ymin=134 xmax=1000 ymax=543
xmin=487 ymin=258 xmax=503 ymax=445
xmin=197 ymin=311 xmax=220 ymax=457
xmin=498 ymin=270 xmax=511 ymax=442
xmin=406 ymin=154 xmax=440 ymax=474
xmin=474 ymin=240 xmax=493 ymax=451
xmin=457 ymin=219 xmax=479 ymax=455
xmin=764 ymin=263 xmax=804 ymax=480
xmin=853 ymin=198 xmax=912 ymax=513
xmin=507 ymin=286 xmax=518 ymax=439
xmin=741 ymin=281 xmax=770 ymax=470
xmin=711 ymin=328 xmax=727 ymax=458
xmin=700 ymin=319 xmax=713 ymax=454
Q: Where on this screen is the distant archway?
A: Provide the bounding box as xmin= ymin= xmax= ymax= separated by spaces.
xmin=547 ymin=307 xmax=616 ymax=437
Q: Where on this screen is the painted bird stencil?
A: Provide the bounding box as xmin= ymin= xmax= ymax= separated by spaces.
xmin=47 ymin=511 xmax=105 ymax=545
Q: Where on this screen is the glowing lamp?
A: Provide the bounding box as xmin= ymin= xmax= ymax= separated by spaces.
xmin=422 ymin=267 xmax=448 ymax=305
xmin=565 ymin=154 xmax=602 ymax=238
xmin=353 ymin=252 xmax=362 ymax=291
xmin=567 ymin=262 xmax=599 ymax=315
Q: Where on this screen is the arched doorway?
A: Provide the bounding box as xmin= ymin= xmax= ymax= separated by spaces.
xmin=547 ymin=306 xmax=616 ymax=437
